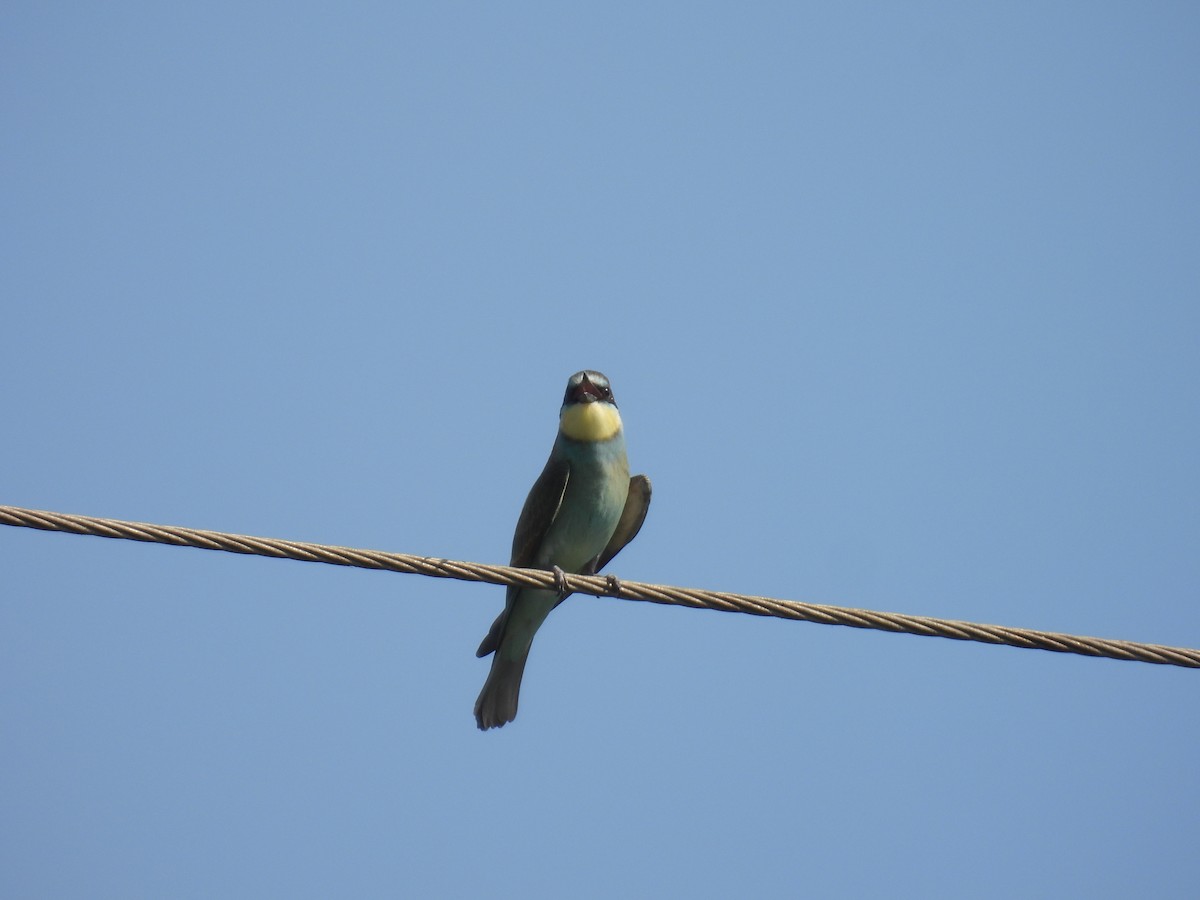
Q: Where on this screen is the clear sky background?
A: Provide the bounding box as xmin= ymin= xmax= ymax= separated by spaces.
xmin=3 ymin=4 xmax=1198 ymax=898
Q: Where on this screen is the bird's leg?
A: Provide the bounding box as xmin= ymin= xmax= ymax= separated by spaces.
xmin=605 ymin=574 xmax=624 ymax=595
xmin=551 ymin=565 xmax=570 ymax=599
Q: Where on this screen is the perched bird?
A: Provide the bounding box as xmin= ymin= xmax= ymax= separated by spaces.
xmin=474 ymin=370 xmax=651 ymax=730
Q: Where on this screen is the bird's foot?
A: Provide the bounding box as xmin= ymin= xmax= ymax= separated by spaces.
xmin=605 ymin=574 xmax=624 ymax=595
xmin=551 ymin=565 xmax=570 ymax=599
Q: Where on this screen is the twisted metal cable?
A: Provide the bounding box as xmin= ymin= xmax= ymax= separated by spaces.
xmin=2 ymin=503 xmax=1197 ymax=669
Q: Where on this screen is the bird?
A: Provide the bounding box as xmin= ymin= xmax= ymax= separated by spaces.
xmin=474 ymin=370 xmax=651 ymax=730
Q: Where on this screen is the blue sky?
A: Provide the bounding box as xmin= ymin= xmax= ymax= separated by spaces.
xmin=3 ymin=3 xmax=1198 ymax=897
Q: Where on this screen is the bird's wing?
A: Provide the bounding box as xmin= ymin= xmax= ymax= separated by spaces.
xmin=510 ymin=454 xmax=571 ymax=568
xmin=475 ymin=454 xmax=570 ymax=658
xmin=595 ymin=474 xmax=652 ymax=572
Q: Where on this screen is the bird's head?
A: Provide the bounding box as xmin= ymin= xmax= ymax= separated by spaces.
xmin=559 ymin=370 xmax=622 ymax=441
xmin=562 ymin=370 xmax=615 ymax=406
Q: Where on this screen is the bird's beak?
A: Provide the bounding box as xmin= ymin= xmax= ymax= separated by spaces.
xmin=571 ymin=375 xmax=600 ymax=403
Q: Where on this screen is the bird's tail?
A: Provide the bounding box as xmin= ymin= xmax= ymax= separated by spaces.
xmin=474 ymin=649 xmax=529 ymax=730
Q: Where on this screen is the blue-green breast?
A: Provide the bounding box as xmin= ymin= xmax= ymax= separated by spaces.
xmin=535 ymin=433 xmax=629 ymax=573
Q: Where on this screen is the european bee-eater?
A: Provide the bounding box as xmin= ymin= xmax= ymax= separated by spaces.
xmin=474 ymin=370 xmax=651 ymax=730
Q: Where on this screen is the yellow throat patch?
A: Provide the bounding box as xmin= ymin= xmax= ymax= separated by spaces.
xmin=559 ymin=401 xmax=623 ymax=442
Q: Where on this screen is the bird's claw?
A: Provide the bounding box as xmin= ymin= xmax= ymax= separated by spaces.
xmin=551 ymin=565 xmax=570 ymax=599
xmin=605 ymin=574 xmax=624 ymax=595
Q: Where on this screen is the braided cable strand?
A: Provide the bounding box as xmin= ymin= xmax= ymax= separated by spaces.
xmin=2 ymin=503 xmax=1197 ymax=669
